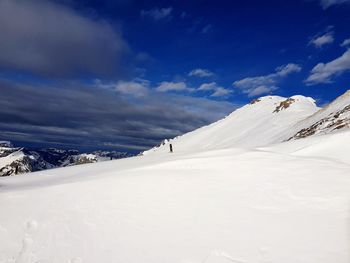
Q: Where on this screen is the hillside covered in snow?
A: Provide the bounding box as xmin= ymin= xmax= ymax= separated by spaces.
xmin=1 ymin=90 xmax=350 ymax=263
xmin=144 ymin=95 xmax=320 ymax=154
xmin=145 ymin=91 xmax=350 ymax=155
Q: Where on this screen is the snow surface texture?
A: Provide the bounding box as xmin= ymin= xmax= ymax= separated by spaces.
xmin=1 ymin=93 xmax=350 ymax=263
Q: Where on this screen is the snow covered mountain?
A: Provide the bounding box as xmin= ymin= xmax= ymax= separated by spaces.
xmin=0 ymin=143 xmax=52 ymax=177
xmin=144 ymin=95 xmax=320 ymax=154
xmin=1 ymin=91 xmax=350 ymax=263
xmin=0 ymin=143 xmax=132 ymax=176
xmin=144 ymin=91 xmax=350 ymax=155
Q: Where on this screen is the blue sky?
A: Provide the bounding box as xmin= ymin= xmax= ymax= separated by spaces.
xmin=0 ymin=0 xmax=350 ymax=152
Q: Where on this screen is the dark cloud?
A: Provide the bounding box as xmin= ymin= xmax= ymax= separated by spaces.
xmin=0 ymin=0 xmax=129 ymax=78
xmin=0 ymin=79 xmax=237 ymax=152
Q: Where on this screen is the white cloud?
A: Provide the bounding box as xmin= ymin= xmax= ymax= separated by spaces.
xmin=248 ymin=86 xmax=278 ymax=97
xmin=198 ymin=82 xmax=217 ymax=91
xmin=156 ymin=81 xmax=190 ymax=92
xmin=198 ymin=82 xmax=232 ymax=97
xmin=309 ymin=32 xmax=334 ymax=48
xmin=211 ymin=87 xmax=232 ymax=97
xmin=317 ymin=0 xmax=350 ymax=9
xmin=341 ymin=38 xmax=350 ymax=47
xmin=95 ymin=79 xmax=149 ymax=97
xmin=188 ymin=68 xmax=214 ymax=78
xmin=233 ymin=63 xmax=301 ymax=97
xmin=100 ymin=78 xmax=232 ymax=98
xmin=275 ymin=63 xmax=303 ymax=76
xmin=305 ymin=49 xmax=350 ymax=85
xmin=115 ymin=80 xmax=149 ymax=97
xmin=141 ymin=7 xmax=172 ymax=20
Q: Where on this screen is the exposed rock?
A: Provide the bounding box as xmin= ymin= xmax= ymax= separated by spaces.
xmin=250 ymin=98 xmax=261 ymax=105
xmin=273 ymin=98 xmax=295 ymax=113
xmin=0 ymin=151 xmax=42 ymax=176
xmin=289 ymin=104 xmax=350 ymax=140
xmin=64 ymin=154 xmax=98 ymax=166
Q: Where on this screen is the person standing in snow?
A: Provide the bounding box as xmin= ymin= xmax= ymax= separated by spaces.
xmin=169 ymin=143 xmax=173 ymax=153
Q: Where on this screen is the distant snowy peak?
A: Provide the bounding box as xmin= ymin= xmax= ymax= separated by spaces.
xmin=61 ymin=153 xmax=103 ymax=166
xmin=0 ymin=141 xmax=12 ymax=148
xmin=0 ymin=144 xmax=132 ymax=176
xmin=0 ymin=147 xmax=50 ymax=177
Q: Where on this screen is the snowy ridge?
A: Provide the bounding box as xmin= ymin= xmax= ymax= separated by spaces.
xmin=144 ymin=95 xmax=319 ymax=155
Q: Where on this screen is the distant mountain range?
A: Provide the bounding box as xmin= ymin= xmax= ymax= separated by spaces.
xmin=0 ymin=142 xmax=132 ymax=176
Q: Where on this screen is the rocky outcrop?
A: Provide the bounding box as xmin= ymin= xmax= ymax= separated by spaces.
xmin=273 ymin=98 xmax=295 ymax=113
xmin=249 ymin=98 xmax=261 ymax=105
xmin=289 ymin=104 xmax=350 ymax=140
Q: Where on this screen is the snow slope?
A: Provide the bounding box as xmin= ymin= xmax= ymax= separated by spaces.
xmin=144 ymin=95 xmax=319 ymax=155
xmin=286 ymin=90 xmax=350 ymax=140
xmin=1 ymin=92 xmax=350 ymax=263
xmin=1 ymin=135 xmax=350 ymax=263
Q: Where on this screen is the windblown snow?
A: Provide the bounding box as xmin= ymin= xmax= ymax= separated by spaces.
xmin=1 ymin=92 xmax=350 ymax=263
